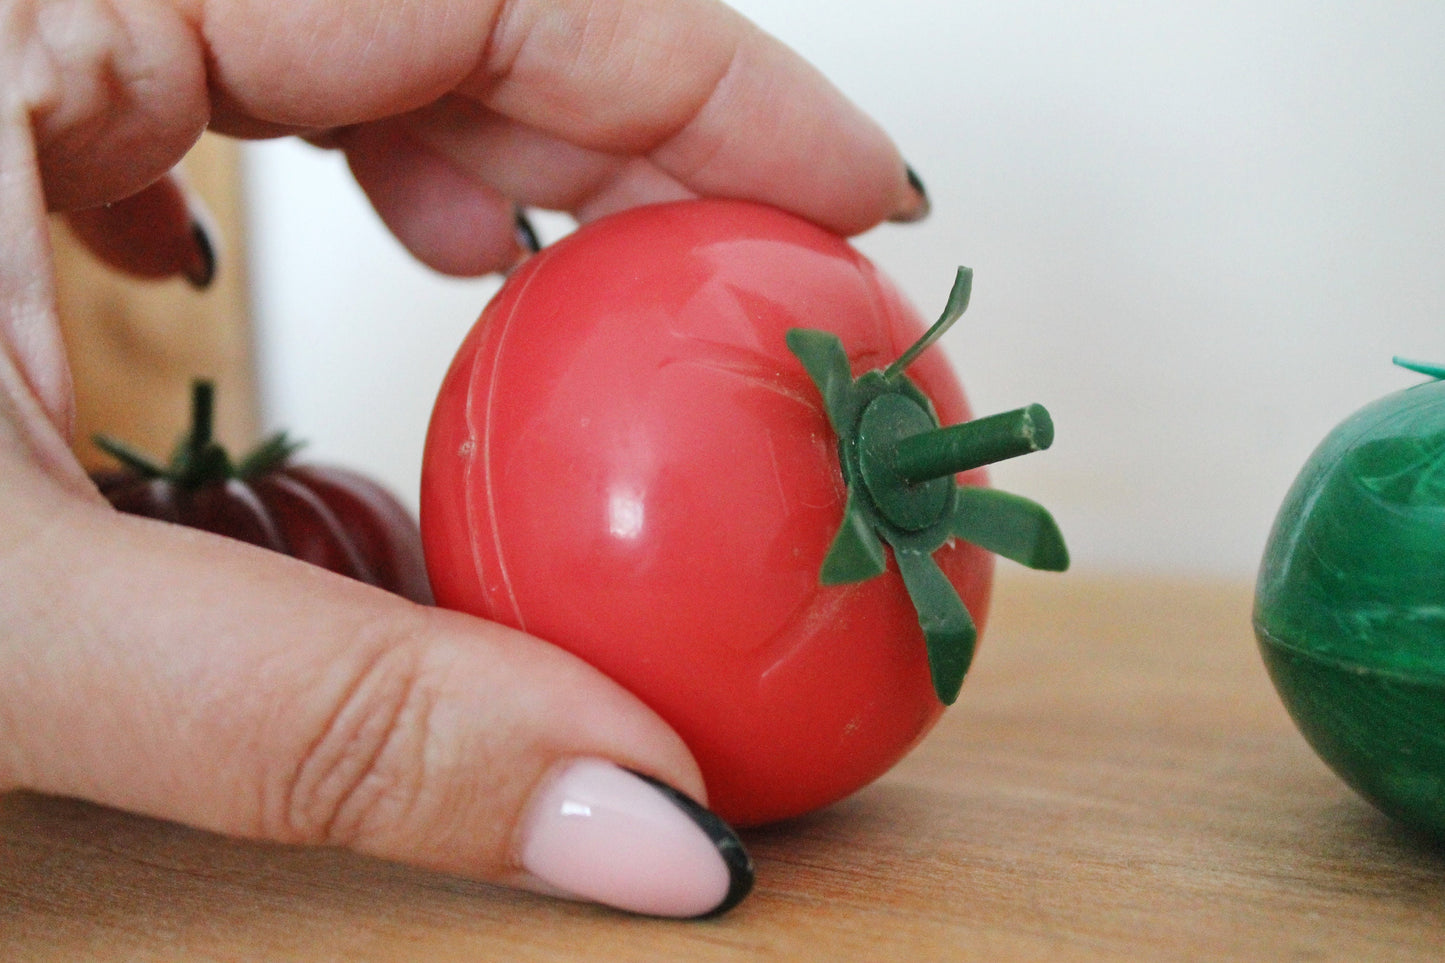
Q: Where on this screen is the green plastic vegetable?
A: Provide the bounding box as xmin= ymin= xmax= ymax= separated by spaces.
xmin=1255 ymin=358 xmax=1445 ymax=837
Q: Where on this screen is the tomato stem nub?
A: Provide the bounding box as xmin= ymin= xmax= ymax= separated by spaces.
xmin=190 ymin=380 xmax=216 ymax=452
xmin=170 ymin=380 xmax=236 ymax=487
xmin=93 ymin=379 xmax=305 ymax=489
xmin=890 ymin=404 xmax=1054 ymax=485
xmin=787 ymin=266 xmax=1068 ymax=706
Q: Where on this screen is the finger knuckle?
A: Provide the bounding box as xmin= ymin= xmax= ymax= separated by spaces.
xmin=278 ymin=616 xmax=453 ymax=850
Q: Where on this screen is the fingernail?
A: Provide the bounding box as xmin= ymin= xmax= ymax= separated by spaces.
xmin=184 ymin=218 xmax=217 ymax=289
xmin=889 ymin=164 xmax=931 ymax=224
xmin=519 ymin=759 xmax=754 ymax=919
xmin=514 ymin=207 xmax=541 ymax=255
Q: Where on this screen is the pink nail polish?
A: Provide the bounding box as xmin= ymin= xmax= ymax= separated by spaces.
xmin=519 ymin=759 xmax=753 ymax=918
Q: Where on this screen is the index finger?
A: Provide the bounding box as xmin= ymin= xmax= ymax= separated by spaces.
xmin=201 ymin=0 xmax=923 ymax=234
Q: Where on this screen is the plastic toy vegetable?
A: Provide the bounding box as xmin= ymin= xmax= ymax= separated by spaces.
xmin=421 ymin=199 xmax=1067 ymax=825
xmin=93 ymin=381 xmax=434 ymax=605
xmin=1255 ymin=357 xmax=1445 ymax=838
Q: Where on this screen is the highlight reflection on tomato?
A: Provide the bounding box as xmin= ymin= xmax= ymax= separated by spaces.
xmin=421 ymin=200 xmax=1065 ymax=826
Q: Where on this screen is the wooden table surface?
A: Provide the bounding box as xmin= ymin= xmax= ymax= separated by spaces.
xmin=4 ymin=575 xmax=1444 ymax=961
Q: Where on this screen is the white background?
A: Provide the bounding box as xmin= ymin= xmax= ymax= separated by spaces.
xmin=244 ymin=2 xmax=1445 ymax=579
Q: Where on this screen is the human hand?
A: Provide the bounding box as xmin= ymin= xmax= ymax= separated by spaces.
xmin=0 ymin=0 xmax=925 ymax=918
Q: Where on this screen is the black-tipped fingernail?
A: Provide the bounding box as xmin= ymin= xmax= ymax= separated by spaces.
xmin=629 ymin=770 xmax=755 ymax=918
xmin=515 ymin=208 xmax=542 ymax=255
xmin=890 ymin=164 xmax=931 ymax=224
xmin=518 ymin=759 xmax=754 ymax=919
xmin=184 ymin=219 xmax=217 ymax=289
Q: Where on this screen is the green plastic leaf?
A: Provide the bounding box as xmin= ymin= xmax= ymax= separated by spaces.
xmin=785 ymin=328 xmax=855 ymax=434
xmin=950 ymin=486 xmax=1070 ymax=572
xmin=92 ymin=434 xmax=167 ymax=478
xmin=884 ymin=266 xmax=973 ymax=381
xmin=820 ymin=491 xmax=889 ymax=584
xmin=895 ymin=549 xmax=977 ymax=705
xmin=1394 ymin=357 xmax=1445 ymax=381
xmin=235 ymin=432 xmax=305 ymax=480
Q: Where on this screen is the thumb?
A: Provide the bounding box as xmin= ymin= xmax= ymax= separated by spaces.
xmin=0 ymin=489 xmax=752 ymax=919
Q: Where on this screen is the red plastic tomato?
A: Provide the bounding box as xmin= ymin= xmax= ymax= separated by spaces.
xmin=422 ymin=200 xmax=1064 ymax=825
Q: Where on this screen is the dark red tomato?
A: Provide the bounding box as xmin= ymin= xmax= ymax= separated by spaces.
xmin=94 ymin=382 xmax=433 ymax=605
xmin=421 ymin=200 xmax=1057 ymax=826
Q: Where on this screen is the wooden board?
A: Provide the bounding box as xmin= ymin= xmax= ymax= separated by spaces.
xmin=51 ymin=133 xmax=258 ymax=470
xmin=3 ymin=575 xmax=1444 ymax=961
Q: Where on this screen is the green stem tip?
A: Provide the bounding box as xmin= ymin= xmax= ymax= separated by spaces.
xmin=188 ymin=380 xmax=216 ymax=452
xmin=1394 ymin=357 xmax=1445 ymax=381
xmin=891 ymin=403 xmax=1054 ymax=484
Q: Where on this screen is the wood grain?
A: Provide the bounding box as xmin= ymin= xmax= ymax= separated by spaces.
xmin=4 ymin=575 xmax=1443 ymax=961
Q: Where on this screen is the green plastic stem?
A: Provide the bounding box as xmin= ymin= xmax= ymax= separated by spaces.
xmin=94 ymin=379 xmax=303 ymax=488
xmin=890 ymin=404 xmax=1054 ymax=484
xmin=189 ymin=381 xmax=216 ymax=453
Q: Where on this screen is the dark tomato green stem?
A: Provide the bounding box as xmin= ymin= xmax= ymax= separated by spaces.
xmin=890 ymin=403 xmax=1054 ymax=485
